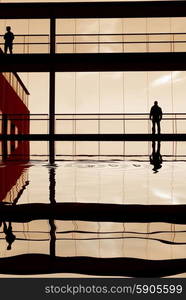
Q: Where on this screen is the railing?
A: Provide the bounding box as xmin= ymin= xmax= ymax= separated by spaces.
xmin=1 ymin=33 xmax=186 ymax=53
xmin=1 ymin=113 xmax=186 ymax=161
xmin=1 ymin=72 xmax=29 ymax=107
xmin=0 ymin=48 xmax=29 ymax=107
xmin=55 ymin=113 xmax=185 ymax=135
xmin=56 ymin=32 xmax=185 ymax=53
xmin=0 ymin=113 xmax=186 ymax=135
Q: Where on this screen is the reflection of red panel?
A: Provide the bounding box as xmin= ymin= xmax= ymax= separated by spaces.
xmin=0 ymin=162 xmax=28 ymax=203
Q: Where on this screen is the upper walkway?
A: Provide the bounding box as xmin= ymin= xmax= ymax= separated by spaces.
xmin=1 ymin=52 xmax=186 ymax=72
xmin=1 ymin=2 xmax=186 ymax=71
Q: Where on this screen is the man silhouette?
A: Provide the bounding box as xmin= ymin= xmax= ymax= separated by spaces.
xmin=4 ymin=26 xmax=14 ymax=54
xmin=150 ymin=101 xmax=162 ymax=134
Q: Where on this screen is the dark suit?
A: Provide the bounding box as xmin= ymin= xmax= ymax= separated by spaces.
xmin=4 ymin=31 xmax=14 ymax=54
xmin=150 ymin=105 xmax=162 ymax=134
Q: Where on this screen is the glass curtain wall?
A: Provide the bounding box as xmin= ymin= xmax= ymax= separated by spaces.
xmin=56 ymin=17 xmax=186 ymax=53
xmin=55 ymin=70 xmax=186 ymax=159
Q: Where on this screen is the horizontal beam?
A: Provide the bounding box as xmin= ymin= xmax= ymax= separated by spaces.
xmin=0 ymin=1 xmax=186 ymax=19
xmin=0 ymin=203 xmax=186 ymax=224
xmin=1 ymin=134 xmax=186 ymax=141
xmin=1 ymin=53 xmax=186 ymax=72
xmin=0 ymin=254 xmax=185 ymax=277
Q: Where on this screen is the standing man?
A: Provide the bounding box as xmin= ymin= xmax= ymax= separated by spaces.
xmin=150 ymin=101 xmax=162 ymax=134
xmin=4 ymin=26 xmax=14 ymax=54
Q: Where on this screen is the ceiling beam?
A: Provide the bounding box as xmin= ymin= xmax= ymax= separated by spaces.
xmin=0 ymin=1 xmax=186 ymax=19
xmin=0 ymin=52 xmax=186 ymax=72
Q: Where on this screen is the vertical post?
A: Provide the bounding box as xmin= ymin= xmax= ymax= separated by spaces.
xmin=49 ymin=18 xmax=56 ymax=164
xmin=50 ymin=18 xmax=56 ymax=55
xmin=49 ymin=71 xmax=55 ymax=164
xmin=10 ymin=123 xmax=16 ymax=153
xmin=2 ymin=114 xmax=8 ymax=161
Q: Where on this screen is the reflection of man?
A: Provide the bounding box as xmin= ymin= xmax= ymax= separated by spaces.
xmin=150 ymin=101 xmax=162 ymax=134
xmin=150 ymin=141 xmax=162 ymax=173
xmin=4 ymin=26 xmax=14 ymax=54
xmin=3 ymin=222 xmax=16 ymax=250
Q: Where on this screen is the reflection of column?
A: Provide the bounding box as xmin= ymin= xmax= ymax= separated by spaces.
xmin=49 ymin=219 xmax=56 ymax=257
xmin=2 ymin=114 xmax=8 ymax=161
xmin=49 ymin=167 xmax=56 ymax=257
xmin=49 ymin=18 xmax=56 ymax=164
xmin=49 ymin=167 xmax=56 ymax=205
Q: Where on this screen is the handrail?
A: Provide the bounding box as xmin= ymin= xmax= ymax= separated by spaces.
xmin=1 ymin=32 xmax=186 ymax=37
xmin=0 ymin=32 xmax=186 ymax=50
xmin=0 ymin=113 xmax=186 ymax=122
xmin=0 ymin=113 xmax=186 ymax=116
xmin=1 ymin=112 xmax=186 ymax=136
xmin=0 ymin=48 xmax=29 ymax=108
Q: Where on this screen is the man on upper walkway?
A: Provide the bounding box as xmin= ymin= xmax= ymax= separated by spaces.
xmin=4 ymin=26 xmax=14 ymax=54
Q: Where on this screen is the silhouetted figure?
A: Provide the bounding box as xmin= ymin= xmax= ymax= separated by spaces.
xmin=150 ymin=101 xmax=162 ymax=134
xmin=3 ymin=222 xmax=16 ymax=250
xmin=150 ymin=141 xmax=162 ymax=173
xmin=4 ymin=26 xmax=14 ymax=54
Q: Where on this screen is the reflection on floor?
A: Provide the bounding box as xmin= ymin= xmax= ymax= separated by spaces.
xmin=1 ymin=155 xmax=186 ymax=277
xmin=1 ymin=221 xmax=186 ymax=277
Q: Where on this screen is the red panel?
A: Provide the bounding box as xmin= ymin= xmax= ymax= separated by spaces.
xmin=0 ymin=73 xmax=30 ymax=202
xmin=0 ymin=73 xmax=29 ymax=134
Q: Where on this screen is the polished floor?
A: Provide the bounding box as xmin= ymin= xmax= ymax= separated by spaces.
xmin=1 ymin=154 xmax=186 ymax=277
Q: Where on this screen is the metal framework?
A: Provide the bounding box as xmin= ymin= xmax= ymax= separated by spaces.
xmin=1 ymin=1 xmax=186 ymax=163
xmin=1 ymin=2 xmax=186 ymax=278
